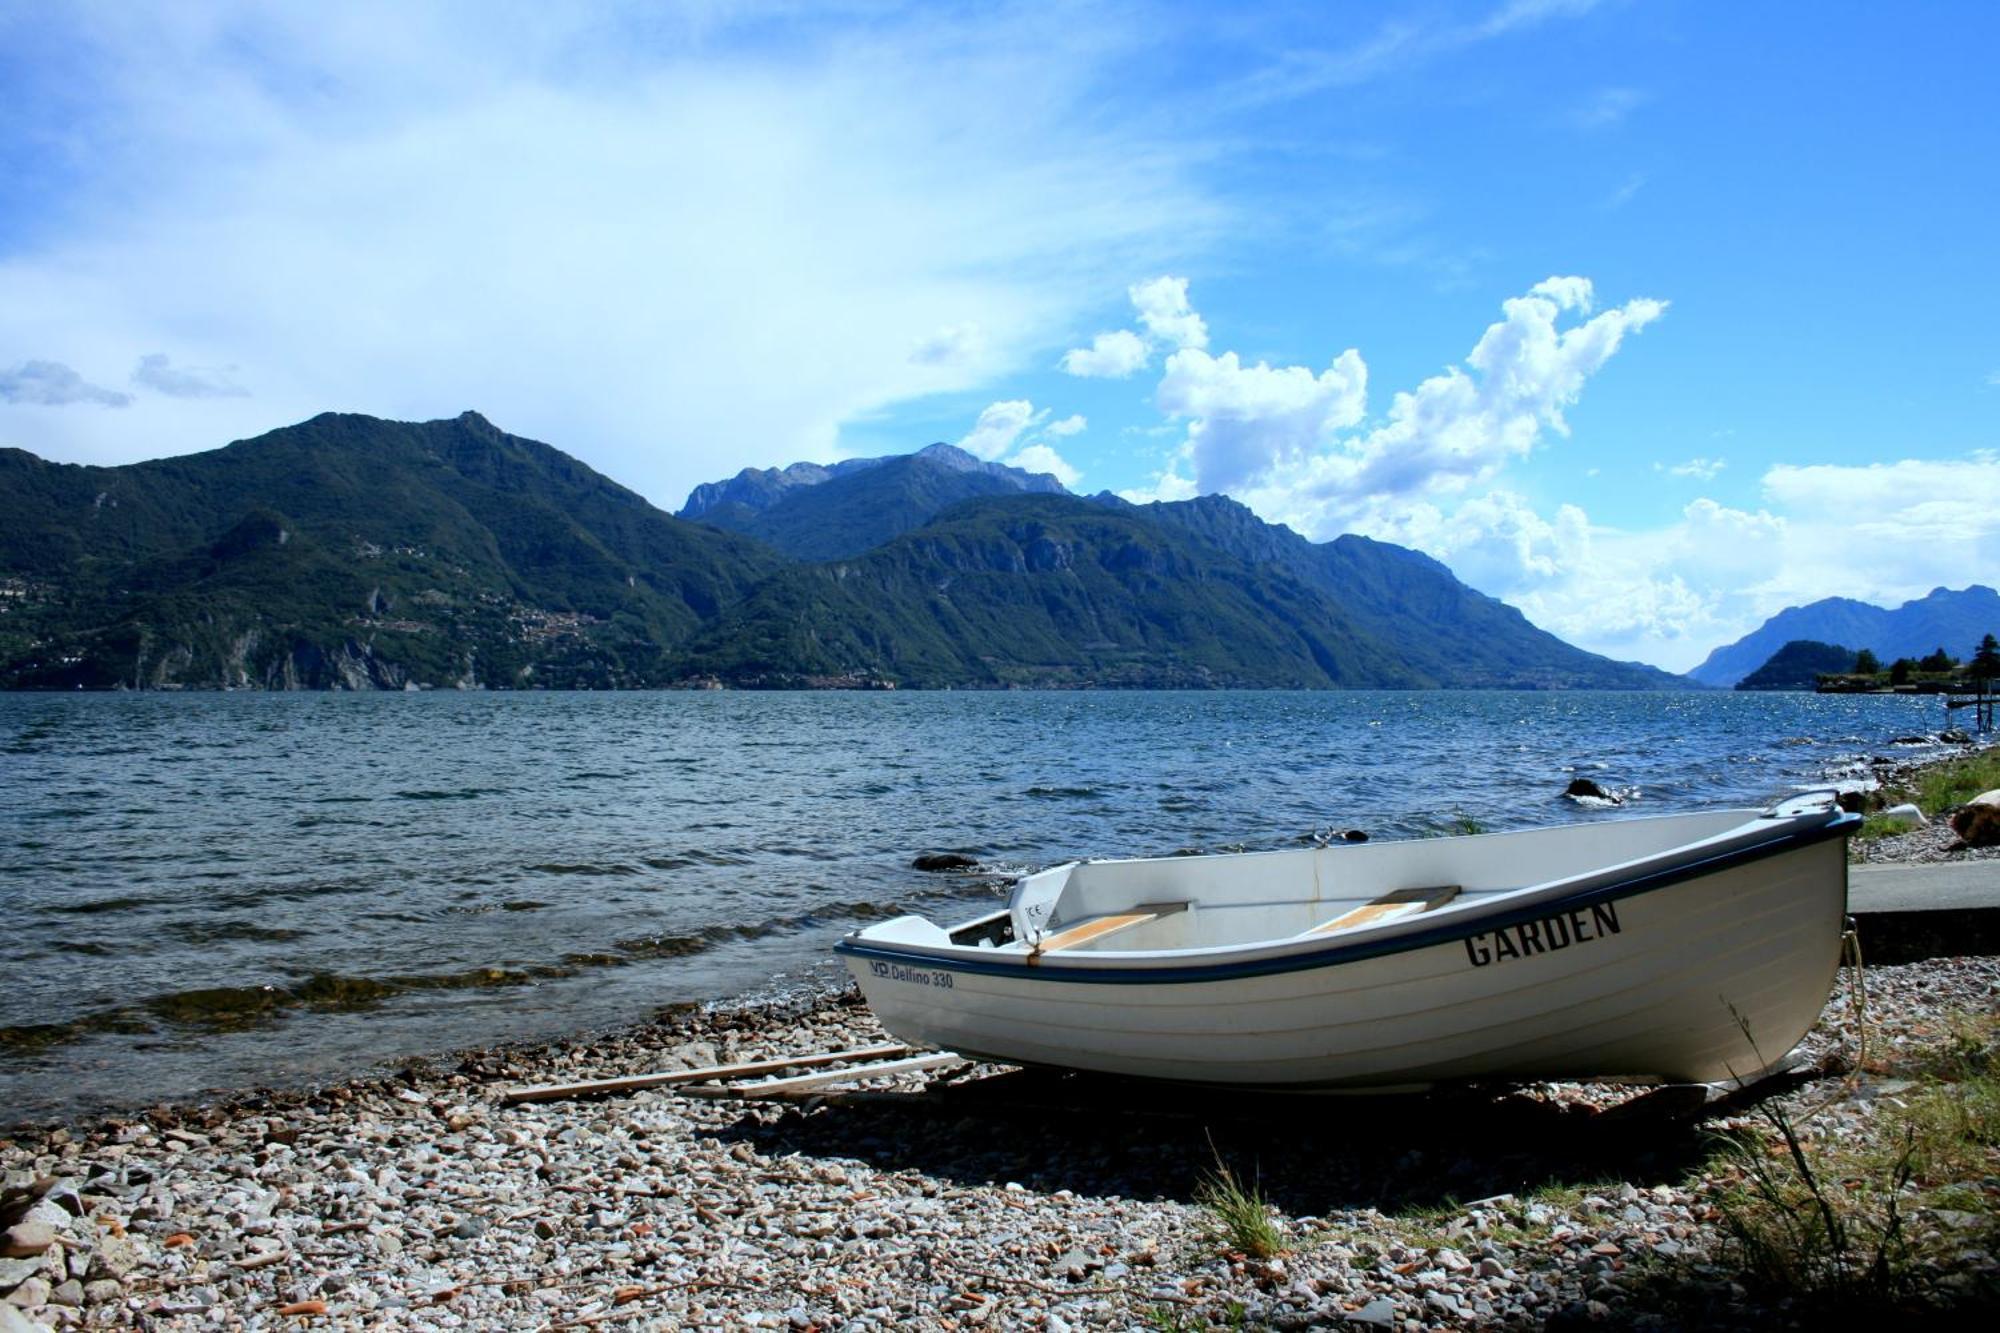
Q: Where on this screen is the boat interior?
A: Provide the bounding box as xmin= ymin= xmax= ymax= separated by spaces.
xmin=915 ymin=808 xmax=1777 ymax=957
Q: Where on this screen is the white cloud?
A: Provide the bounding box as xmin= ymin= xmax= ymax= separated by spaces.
xmin=1206 ymin=277 xmax=1664 ymax=533
xmin=1157 ymin=347 xmax=1368 ymax=496
xmin=0 ymin=3 xmax=1221 ymax=501
xmin=1060 ymin=273 xmax=1212 ymax=378
xmin=1658 ymin=456 xmax=1725 ymax=481
xmin=1058 ymin=329 xmax=1150 ymax=378
xmin=1527 ymin=275 xmax=1593 ymax=312
xmin=1006 ymin=442 xmax=1081 ymax=488
xmin=1376 ymin=457 xmax=2000 ymax=674
xmin=958 ymin=399 xmax=1047 ymax=461
xmin=0 ymin=360 xmax=131 ymax=408
xmin=132 ymin=353 xmax=249 ymax=398
xmin=1129 ymin=276 xmax=1208 ymax=351
xmin=1046 ymin=414 xmax=1087 ymax=437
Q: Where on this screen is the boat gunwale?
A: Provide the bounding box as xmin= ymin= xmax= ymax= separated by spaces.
xmin=835 ymin=809 xmax=1857 ymax=986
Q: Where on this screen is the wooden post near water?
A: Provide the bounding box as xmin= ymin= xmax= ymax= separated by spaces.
xmin=1946 ymin=681 xmax=1994 ymax=733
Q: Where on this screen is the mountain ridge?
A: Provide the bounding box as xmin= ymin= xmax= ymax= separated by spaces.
xmin=3 ymin=411 xmax=1697 ymax=691
xmin=1689 ymin=586 xmax=2000 ymax=686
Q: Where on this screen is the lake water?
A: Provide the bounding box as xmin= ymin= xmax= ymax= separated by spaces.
xmin=0 ymin=689 xmax=1957 ymax=1124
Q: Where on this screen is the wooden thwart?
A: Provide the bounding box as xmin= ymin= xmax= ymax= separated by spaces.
xmin=1310 ymin=884 xmax=1461 ymax=935
xmin=499 ymin=1042 xmax=910 ymax=1105
xmin=1035 ymin=900 xmax=1188 ymax=953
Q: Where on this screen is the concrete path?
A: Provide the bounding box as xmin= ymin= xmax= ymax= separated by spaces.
xmin=1850 ymin=861 xmax=2000 ymax=913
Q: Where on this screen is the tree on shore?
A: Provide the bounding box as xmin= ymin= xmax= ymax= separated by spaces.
xmin=1921 ymin=647 xmax=1956 ymax=672
xmin=1974 ymin=634 xmax=2000 ymax=685
xmin=1853 ymin=648 xmax=1881 ymax=675
xmin=1890 ymin=657 xmax=1913 ymax=685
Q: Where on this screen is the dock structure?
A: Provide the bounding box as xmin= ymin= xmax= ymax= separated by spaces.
xmin=1946 ymin=681 xmax=1995 ymax=732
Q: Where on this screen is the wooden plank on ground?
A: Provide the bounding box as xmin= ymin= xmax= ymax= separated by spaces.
xmin=679 ymin=1052 xmax=964 ymax=1100
xmin=499 ymin=1043 xmax=910 ymax=1105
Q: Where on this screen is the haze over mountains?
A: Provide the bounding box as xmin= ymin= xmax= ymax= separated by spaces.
xmin=0 ymin=411 xmax=1691 ymax=691
xmin=1688 ymin=586 xmax=2000 ymax=687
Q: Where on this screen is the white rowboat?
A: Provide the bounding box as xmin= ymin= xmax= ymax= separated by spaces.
xmin=836 ymin=798 xmax=1858 ymax=1089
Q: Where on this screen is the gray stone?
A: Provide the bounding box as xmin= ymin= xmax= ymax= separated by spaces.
xmin=1346 ymin=1297 xmax=1397 ymax=1326
xmin=0 ymin=1259 xmax=42 ymax=1289
xmin=0 ymin=1225 xmax=55 ymax=1261
xmin=0 ymin=1305 xmax=55 ymax=1333
xmin=86 ymin=1234 xmax=143 ymax=1282
xmin=81 ymin=1280 xmax=121 ymax=1305
xmin=2 ymin=1279 xmax=50 ymax=1310
xmin=46 ymin=1281 xmax=82 ymax=1309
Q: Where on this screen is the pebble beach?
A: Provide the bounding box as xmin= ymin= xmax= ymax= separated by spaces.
xmin=4 ymin=746 xmax=1997 ymax=1330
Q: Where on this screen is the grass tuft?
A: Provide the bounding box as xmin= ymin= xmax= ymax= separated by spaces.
xmin=1195 ymin=1157 xmax=1288 ymax=1260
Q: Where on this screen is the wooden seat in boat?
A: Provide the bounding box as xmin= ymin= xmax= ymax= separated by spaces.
xmin=1034 ymin=901 xmax=1188 ymax=952
xmin=1309 ymin=885 xmax=1461 ymax=934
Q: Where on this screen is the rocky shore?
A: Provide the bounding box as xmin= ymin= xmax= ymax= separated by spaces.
xmin=3 ymin=948 xmax=1997 ymax=1332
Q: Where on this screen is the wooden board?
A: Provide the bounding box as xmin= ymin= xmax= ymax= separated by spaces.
xmin=1310 ymin=885 xmax=1461 ymax=935
xmin=679 ymin=1052 xmax=966 ymax=1100
xmin=499 ymin=1042 xmax=909 ymax=1105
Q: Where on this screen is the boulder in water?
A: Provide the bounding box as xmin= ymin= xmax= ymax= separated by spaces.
xmin=1564 ymin=777 xmax=1622 ymax=804
xmin=910 ymin=852 xmax=981 ymax=872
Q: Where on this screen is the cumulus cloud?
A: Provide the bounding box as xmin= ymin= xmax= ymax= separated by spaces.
xmin=1384 ymin=456 xmax=2000 ymax=673
xmin=1129 ymin=276 xmax=1207 ymax=351
xmin=1157 ymin=347 xmax=1369 ymax=496
xmin=958 ymin=399 xmax=1046 ymax=461
xmin=1006 ymin=442 xmax=1081 ymax=488
xmin=132 ymin=353 xmax=249 ymax=398
xmin=1184 ymin=277 xmax=1666 ymax=533
xmin=1046 ymin=414 xmax=1087 ymax=437
xmin=0 ymin=360 xmax=131 ymax=408
xmin=1059 ymin=274 xmax=1213 ymax=378
xmin=1058 ymin=329 xmax=1150 ymax=378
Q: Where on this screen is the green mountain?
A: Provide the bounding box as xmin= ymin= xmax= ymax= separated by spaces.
xmin=679 ymin=493 xmax=1425 ymax=688
xmin=0 ymin=411 xmax=782 ymax=689
xmin=679 ymin=443 xmax=1067 ymax=560
xmin=1116 ymin=493 xmax=1690 ymax=690
xmin=1734 ymin=640 xmax=1860 ymax=691
xmin=2 ymin=412 xmax=1699 ymax=691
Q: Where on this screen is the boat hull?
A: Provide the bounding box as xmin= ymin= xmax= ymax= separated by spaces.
xmin=839 ymin=834 xmax=1848 ymax=1088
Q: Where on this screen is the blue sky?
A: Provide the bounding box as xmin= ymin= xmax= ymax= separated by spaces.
xmin=2 ymin=1 xmax=1995 ymax=671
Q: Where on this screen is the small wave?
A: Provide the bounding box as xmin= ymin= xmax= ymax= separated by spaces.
xmin=525 ymin=861 xmax=642 ymax=876
xmin=641 ymin=850 xmax=751 ymax=869
xmin=1025 ymin=785 xmax=1104 ymax=800
xmin=165 ymin=920 xmax=310 ymax=944
xmin=43 ymin=895 xmax=158 ymax=916
xmin=392 ymin=788 xmax=501 ymax=801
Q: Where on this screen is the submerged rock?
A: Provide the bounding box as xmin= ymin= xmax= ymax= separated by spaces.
xmin=910 ymin=852 xmax=981 ymax=872
xmin=1563 ymin=778 xmax=1622 ymax=804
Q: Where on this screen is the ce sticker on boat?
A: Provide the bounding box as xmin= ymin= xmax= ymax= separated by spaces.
xmin=867 ymin=960 xmax=955 ymax=988
xmin=1464 ymin=902 xmax=1622 ymax=967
